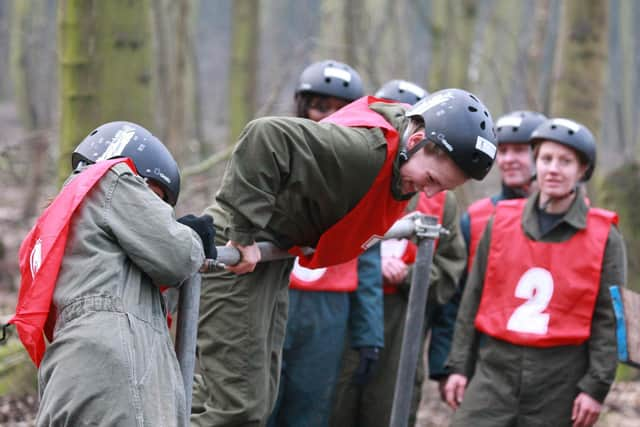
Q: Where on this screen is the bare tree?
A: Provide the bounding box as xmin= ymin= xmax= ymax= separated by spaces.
xmin=549 ymin=0 xmax=607 ymax=137
xmin=228 ymin=0 xmax=259 ymax=145
xmin=58 ymin=0 xmax=154 ymax=184
xmin=10 ymin=0 xmax=56 ymax=217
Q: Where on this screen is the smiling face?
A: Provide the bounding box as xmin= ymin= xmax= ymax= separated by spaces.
xmin=497 ymin=142 xmax=532 ymax=189
xmin=535 ymin=140 xmax=587 ymax=201
xmin=399 ymin=130 xmax=468 ymax=197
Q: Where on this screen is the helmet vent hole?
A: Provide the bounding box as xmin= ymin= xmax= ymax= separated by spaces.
xmin=468 ymin=106 xmax=478 ymax=112
xmin=480 ymin=121 xmax=486 ymax=130
xmin=90 ymin=130 xmax=98 ymax=136
xmin=568 ymin=129 xmax=575 ymax=135
xmin=484 ymin=110 xmax=489 ymax=117
xmin=512 ymin=127 xmax=518 ymax=132
xmin=469 ymin=94 xmax=479 ymax=102
xmin=343 ymin=82 xmax=349 ymax=87
xmin=471 ymin=152 xmax=480 ymax=162
xmin=325 ymin=77 xmax=331 ymax=84
xmin=550 ymin=125 xmax=557 ymax=130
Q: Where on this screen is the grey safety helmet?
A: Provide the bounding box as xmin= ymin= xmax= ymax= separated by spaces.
xmin=295 ymin=59 xmax=365 ymax=101
xmin=375 ymin=79 xmax=428 ymax=105
xmin=72 ymin=121 xmax=181 ymax=206
xmin=495 ymin=110 xmax=547 ymax=145
xmin=404 ymin=88 xmax=497 ymax=180
xmin=529 ymin=117 xmax=596 ymax=181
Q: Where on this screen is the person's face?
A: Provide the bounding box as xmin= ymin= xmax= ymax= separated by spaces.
xmin=535 ymin=141 xmax=587 ymax=199
xmin=399 ymin=131 xmax=468 ymax=197
xmin=307 ymin=96 xmax=350 ymax=122
xmin=147 ymin=180 xmax=167 ymax=203
xmin=497 ymin=142 xmax=532 ymax=189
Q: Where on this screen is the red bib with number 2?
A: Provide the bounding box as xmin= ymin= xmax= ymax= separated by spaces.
xmin=474 ymin=199 xmax=616 ymax=347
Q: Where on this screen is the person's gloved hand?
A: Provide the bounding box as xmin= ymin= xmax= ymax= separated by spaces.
xmin=351 ymin=346 xmax=380 ymax=385
xmin=177 ymin=214 xmax=217 ymax=259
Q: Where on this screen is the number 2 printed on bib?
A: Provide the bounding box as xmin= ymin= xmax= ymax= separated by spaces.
xmin=506 ymin=267 xmax=554 ymax=335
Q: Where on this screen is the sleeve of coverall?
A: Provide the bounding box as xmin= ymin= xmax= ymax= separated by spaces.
xmin=446 ymin=218 xmax=493 ymax=378
xmin=427 ymin=191 xmax=467 ymax=379
xmin=349 ymin=243 xmax=384 ymax=348
xmin=215 ymin=118 xmax=294 ymax=245
xmin=106 ymin=171 xmax=205 ymax=286
xmin=577 ymin=225 xmax=627 ymax=402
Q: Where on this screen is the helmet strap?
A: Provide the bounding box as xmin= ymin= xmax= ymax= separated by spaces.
xmin=398 ymin=133 xmax=430 ymax=166
xmin=540 ymin=186 xmax=577 ymax=212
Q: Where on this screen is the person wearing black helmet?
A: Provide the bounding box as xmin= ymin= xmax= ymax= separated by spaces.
xmin=8 ymin=121 xmax=216 ymax=426
xmin=330 ymin=81 xmax=466 ymax=427
xmin=267 ymin=60 xmax=385 ymax=427
xmin=374 ymin=79 xmax=429 ymax=105
xmin=432 ymin=110 xmax=547 ymax=400
xmin=444 ymin=118 xmax=626 ymax=427
xmin=191 ymin=88 xmax=497 ymax=426
xmin=294 ymin=59 xmax=365 ymax=120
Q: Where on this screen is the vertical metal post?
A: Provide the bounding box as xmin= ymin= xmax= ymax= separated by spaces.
xmin=389 ymin=215 xmax=439 ymax=427
xmin=175 ymin=273 xmax=201 ymax=422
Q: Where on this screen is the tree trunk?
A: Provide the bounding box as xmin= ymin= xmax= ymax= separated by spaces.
xmin=538 ymin=0 xmax=562 ymax=115
xmin=632 ymin=0 xmax=640 ymax=158
xmin=549 ymin=0 xmax=607 ymax=134
xmin=604 ymin=0 xmax=625 ymax=167
xmin=0 ymin=1 xmax=12 ymax=100
xmin=228 ymin=0 xmax=259 ymax=145
xmin=11 ymin=0 xmax=56 ymax=217
xmin=166 ymin=0 xmax=190 ymax=160
xmin=58 ymin=0 xmax=154 ymax=185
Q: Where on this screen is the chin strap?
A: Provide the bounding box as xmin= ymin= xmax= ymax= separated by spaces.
xmin=540 ymin=186 xmax=577 ymax=212
xmin=398 ymin=138 xmax=430 ymax=166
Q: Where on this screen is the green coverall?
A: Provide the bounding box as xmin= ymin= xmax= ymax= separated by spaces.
xmin=36 ymin=163 xmax=205 ymax=427
xmin=192 ymin=104 xmax=412 ymax=426
xmin=447 ymin=189 xmax=626 ymax=427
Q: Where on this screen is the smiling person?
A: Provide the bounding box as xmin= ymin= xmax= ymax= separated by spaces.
xmin=444 ymin=118 xmax=627 ymax=427
xmin=430 ymin=110 xmax=547 ymax=399
xmin=190 ymin=88 xmax=497 ymax=426
xmin=268 ymin=60 xmax=386 ymax=427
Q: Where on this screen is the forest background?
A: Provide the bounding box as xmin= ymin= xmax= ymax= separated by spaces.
xmin=0 ymin=0 xmax=639 ymax=425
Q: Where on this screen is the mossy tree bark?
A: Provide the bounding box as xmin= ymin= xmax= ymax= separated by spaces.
xmin=549 ymin=0 xmax=607 ymax=133
xmin=58 ymin=0 xmax=154 ymax=186
xmin=228 ymin=0 xmax=259 ymax=146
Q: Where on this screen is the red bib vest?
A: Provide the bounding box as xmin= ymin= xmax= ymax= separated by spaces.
xmin=382 ymin=191 xmax=446 ymax=294
xmin=289 ymin=96 xmax=410 ymax=269
xmin=289 ymin=258 xmax=358 ymax=292
xmin=466 ymin=197 xmax=495 ymax=272
xmin=474 ymin=199 xmax=617 ymax=347
xmin=9 ymin=158 xmax=136 ymax=366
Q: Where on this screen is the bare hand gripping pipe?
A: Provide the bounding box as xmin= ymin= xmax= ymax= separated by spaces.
xmin=175 ymin=213 xmax=446 ymax=426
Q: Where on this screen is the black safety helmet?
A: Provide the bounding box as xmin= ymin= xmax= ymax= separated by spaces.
xmin=375 ymin=79 xmax=428 ymax=105
xmin=529 ymin=117 xmax=596 ymax=181
xmin=404 ymin=88 xmax=497 ymax=180
xmin=295 ymin=60 xmax=365 ymax=101
xmin=495 ymin=110 xmax=547 ymax=145
xmin=72 ymin=121 xmax=181 ymax=206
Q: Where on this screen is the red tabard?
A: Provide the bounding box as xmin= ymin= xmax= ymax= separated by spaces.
xmin=288 ymin=96 xmax=410 ymax=269
xmin=466 ymin=197 xmax=495 ymax=273
xmin=474 ymin=199 xmax=617 ymax=347
xmin=289 ymin=258 xmax=358 ymax=292
xmin=9 ymin=158 xmax=137 ymax=366
xmin=382 ymin=191 xmax=446 ymax=294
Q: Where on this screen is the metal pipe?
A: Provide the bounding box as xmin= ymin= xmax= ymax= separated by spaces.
xmin=175 ymin=273 xmax=201 ymax=423
xmin=389 ymin=215 xmax=439 ymax=427
xmin=202 ymin=216 xmax=424 ymax=272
